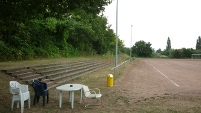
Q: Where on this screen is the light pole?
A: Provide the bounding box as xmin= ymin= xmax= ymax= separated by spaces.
xmin=130 ymin=25 xmax=133 ymax=58
xmin=115 ymin=0 xmax=118 ymax=67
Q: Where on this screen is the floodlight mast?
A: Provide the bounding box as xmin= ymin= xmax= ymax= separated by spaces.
xmin=115 ymin=0 xmax=118 ymax=67
xmin=130 ymin=25 xmax=133 ymax=58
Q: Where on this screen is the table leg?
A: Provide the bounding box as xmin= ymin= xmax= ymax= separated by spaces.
xmin=59 ymin=91 xmax=62 ymax=108
xmin=69 ymin=91 xmax=71 ymax=102
xmin=80 ymin=89 xmax=82 ymax=103
xmin=71 ymin=91 xmax=74 ymax=109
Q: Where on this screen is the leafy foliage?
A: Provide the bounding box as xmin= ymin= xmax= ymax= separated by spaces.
xmin=171 ymin=48 xmax=195 ymax=59
xmin=131 ymin=40 xmax=153 ymax=57
xmin=196 ymin=36 xmax=201 ymax=50
xmin=0 ymin=0 xmax=121 ymax=61
xmin=156 ymin=48 xmax=162 ymax=53
xmin=166 ymin=37 xmax=171 ymax=51
xmin=164 ymin=37 xmax=172 ymax=57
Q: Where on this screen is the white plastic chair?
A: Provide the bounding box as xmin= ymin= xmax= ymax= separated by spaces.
xmin=82 ymin=85 xmax=102 ymax=107
xmin=9 ymin=81 xmax=30 ymax=113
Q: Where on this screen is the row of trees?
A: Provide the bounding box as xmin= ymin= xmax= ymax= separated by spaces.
xmin=156 ymin=36 xmax=201 ymax=58
xmin=0 ymin=0 xmax=127 ymax=61
xmin=129 ymin=36 xmax=201 ymax=58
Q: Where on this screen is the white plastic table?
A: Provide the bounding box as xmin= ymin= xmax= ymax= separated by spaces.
xmin=56 ymin=84 xmax=84 ymax=109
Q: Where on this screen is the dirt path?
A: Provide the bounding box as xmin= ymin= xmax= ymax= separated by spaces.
xmin=100 ymin=58 xmax=201 ymax=112
xmin=115 ymin=58 xmax=201 ymax=96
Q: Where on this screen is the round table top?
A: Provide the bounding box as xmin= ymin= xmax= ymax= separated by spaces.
xmin=56 ymin=84 xmax=84 ymax=91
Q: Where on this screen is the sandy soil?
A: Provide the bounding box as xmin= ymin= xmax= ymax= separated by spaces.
xmin=99 ymin=58 xmax=201 ymax=112
xmin=116 ymin=58 xmax=201 ymax=97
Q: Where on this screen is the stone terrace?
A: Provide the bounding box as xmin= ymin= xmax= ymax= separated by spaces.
xmin=2 ymin=60 xmax=111 ymax=89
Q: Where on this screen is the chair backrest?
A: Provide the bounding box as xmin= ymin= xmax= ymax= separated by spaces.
xmin=9 ymin=81 xmax=20 ymax=95
xmin=33 ymin=79 xmax=47 ymax=90
xmin=83 ymin=85 xmax=91 ymax=97
xmin=33 ymin=79 xmax=41 ymax=85
xmin=32 ymin=79 xmax=48 ymax=96
xmin=33 ymin=83 xmax=43 ymax=95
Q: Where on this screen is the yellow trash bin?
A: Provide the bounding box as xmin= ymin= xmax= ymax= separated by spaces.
xmin=107 ymin=74 xmax=114 ymax=87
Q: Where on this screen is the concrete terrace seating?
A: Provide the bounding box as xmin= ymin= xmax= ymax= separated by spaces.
xmin=2 ymin=60 xmax=110 ymax=89
xmin=4 ymin=67 xmax=43 ymax=82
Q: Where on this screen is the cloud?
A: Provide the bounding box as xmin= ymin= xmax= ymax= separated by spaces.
xmin=104 ymin=0 xmax=201 ymax=50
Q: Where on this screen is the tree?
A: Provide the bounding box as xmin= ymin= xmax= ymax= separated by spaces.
xmin=132 ymin=40 xmax=153 ymax=57
xmin=166 ymin=37 xmax=171 ymax=51
xmin=0 ymin=0 xmax=117 ymax=61
xmin=172 ymin=49 xmax=182 ymax=58
xmin=0 ymin=0 xmax=112 ymax=47
xmin=170 ymin=48 xmax=194 ymax=59
xmin=156 ymin=48 xmax=162 ymax=53
xmin=182 ymin=48 xmax=193 ymax=58
xmin=165 ymin=37 xmax=172 ymax=57
xmin=196 ymin=36 xmax=201 ymax=50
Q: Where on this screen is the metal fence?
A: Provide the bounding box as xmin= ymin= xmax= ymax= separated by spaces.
xmin=192 ymin=54 xmax=201 ymax=59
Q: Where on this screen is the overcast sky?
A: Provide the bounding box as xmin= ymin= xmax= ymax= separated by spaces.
xmin=103 ymin=0 xmax=201 ymax=50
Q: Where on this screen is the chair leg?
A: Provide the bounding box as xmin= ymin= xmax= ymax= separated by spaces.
xmin=84 ymin=98 xmax=90 ymax=108
xmin=47 ymin=92 xmax=49 ymax=103
xmin=96 ymin=98 xmax=102 ymax=106
xmin=85 ymin=104 xmax=90 ymax=108
xmin=84 ymin=98 xmax=89 ymax=108
xmin=37 ymin=97 xmax=40 ymax=103
xmin=43 ymin=95 xmax=45 ymax=106
xmin=11 ymin=96 xmax=14 ymax=110
xmin=17 ymin=101 xmax=19 ymax=108
xmin=85 ymin=98 xmax=102 ymax=107
xmin=20 ymin=100 xmax=24 ymax=113
xmin=28 ymin=96 xmax=30 ymax=109
xmin=33 ymin=96 xmax=36 ymax=105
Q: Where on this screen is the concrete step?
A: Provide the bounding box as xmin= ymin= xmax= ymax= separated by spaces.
xmin=13 ymin=71 xmax=37 ymax=78
xmin=20 ymin=73 xmax=42 ymax=80
xmin=22 ymin=75 xmax=46 ymax=84
xmin=45 ymin=63 xmax=100 ymax=79
xmin=55 ymin=65 xmax=106 ymax=85
xmin=48 ymin=83 xmax=60 ymax=90
xmin=3 ymin=67 xmax=27 ymax=73
xmin=32 ymin=61 xmax=87 ymax=72
xmin=50 ymin=64 xmax=103 ymax=82
xmin=38 ymin=62 xmax=92 ymax=76
xmin=9 ymin=69 xmax=34 ymax=75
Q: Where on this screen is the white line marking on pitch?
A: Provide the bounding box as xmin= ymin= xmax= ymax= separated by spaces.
xmin=145 ymin=60 xmax=179 ymax=87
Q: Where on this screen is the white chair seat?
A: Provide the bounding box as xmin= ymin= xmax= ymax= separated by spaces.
xmin=82 ymin=85 xmax=102 ymax=107
xmin=10 ymin=81 xmax=30 ymax=113
xmin=87 ymin=94 xmax=102 ymax=98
